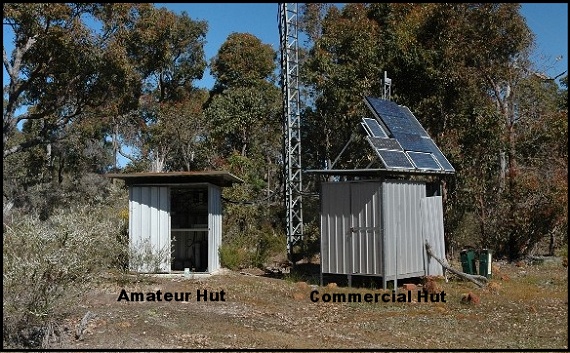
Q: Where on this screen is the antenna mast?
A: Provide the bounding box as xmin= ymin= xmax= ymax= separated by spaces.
xmin=383 ymin=71 xmax=392 ymax=100
xmin=279 ymin=3 xmax=303 ymax=260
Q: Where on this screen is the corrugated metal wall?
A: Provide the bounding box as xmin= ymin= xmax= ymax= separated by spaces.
xmin=129 ymin=186 xmax=171 ymax=272
xmin=350 ymin=182 xmax=382 ymax=275
xmin=320 ymin=179 xmax=447 ymax=284
xmin=208 ymin=184 xmax=222 ymax=272
xmin=321 ymin=183 xmax=351 ymax=274
xmin=382 ymin=180 xmax=426 ymax=280
xmin=421 ymin=196 xmax=445 ymax=276
xmin=321 ymin=182 xmax=382 ymax=275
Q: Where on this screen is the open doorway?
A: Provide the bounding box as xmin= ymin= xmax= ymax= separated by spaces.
xmin=170 ymin=187 xmax=209 ymax=272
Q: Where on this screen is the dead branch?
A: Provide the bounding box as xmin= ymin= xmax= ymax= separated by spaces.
xmin=425 ymin=241 xmax=488 ymax=288
xmin=75 ymin=311 xmax=96 ymax=341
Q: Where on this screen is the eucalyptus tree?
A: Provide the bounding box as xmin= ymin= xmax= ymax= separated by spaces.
xmin=207 ymin=32 xmax=281 ymax=165
xmin=206 ymin=32 xmax=284 ymax=265
xmin=3 ymin=4 xmax=209 ymax=213
xmin=384 ymin=3 xmax=534 ymax=258
xmin=113 ymin=6 xmax=208 ymax=171
xmin=3 ymin=3 xmax=148 ymax=212
xmin=300 ymin=3 xmax=565 ymax=259
xmin=300 ymin=3 xmax=387 ymax=171
xmin=3 ymin=3 xmax=144 ymax=159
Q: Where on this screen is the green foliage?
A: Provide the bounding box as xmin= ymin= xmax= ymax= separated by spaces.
xmin=3 ymin=3 xmax=209 ymax=182
xmin=206 ymin=31 xmax=284 ymax=266
xmin=210 ymin=32 xmax=277 ymax=91
xmin=127 ymin=6 xmax=208 ymax=101
xmin=254 ymin=231 xmax=287 ymax=267
xmin=219 ymin=243 xmax=249 ymax=271
xmin=137 ymin=89 xmax=212 ymax=172
xmin=301 ymin=3 xmax=385 ymax=169
xmin=219 ymin=226 xmax=286 ymax=271
xmin=206 ymin=84 xmax=281 ymax=159
xmin=217 ymin=149 xmax=285 ymax=270
xmin=299 ymin=3 xmax=566 ymax=262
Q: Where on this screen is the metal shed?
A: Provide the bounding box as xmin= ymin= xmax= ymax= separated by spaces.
xmin=106 ymin=171 xmax=243 ymax=274
xmin=319 ymin=178 xmax=446 ymax=288
xmin=308 ymin=95 xmax=454 ymax=288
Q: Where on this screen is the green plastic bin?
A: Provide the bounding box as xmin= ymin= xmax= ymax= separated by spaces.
xmin=479 ymin=249 xmax=492 ymax=279
xmin=460 ymin=249 xmax=477 ymax=275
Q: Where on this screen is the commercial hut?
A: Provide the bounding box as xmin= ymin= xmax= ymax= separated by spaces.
xmin=308 ymin=96 xmax=456 ymax=289
xmin=106 ymin=171 xmax=243 ymax=274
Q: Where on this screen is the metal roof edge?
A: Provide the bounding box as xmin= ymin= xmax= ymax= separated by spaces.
xmin=103 ymin=171 xmax=244 ymax=187
xmin=305 ymin=168 xmax=455 ymax=177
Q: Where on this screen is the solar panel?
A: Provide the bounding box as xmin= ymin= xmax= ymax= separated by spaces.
xmin=392 ymin=133 xmax=433 ymax=152
xmin=365 ymin=96 xmax=429 ymax=137
xmin=365 ymin=96 xmax=403 ymax=117
xmin=362 ymin=118 xmax=388 ymax=138
xmin=367 ymin=136 xmax=403 ymax=151
xmin=408 ymin=151 xmax=441 ymax=170
xmin=400 ymin=106 xmax=430 ymax=137
xmin=394 ymin=134 xmax=455 ymax=172
xmin=376 ymin=149 xmax=415 ymax=169
xmin=428 ymin=148 xmax=456 ymax=172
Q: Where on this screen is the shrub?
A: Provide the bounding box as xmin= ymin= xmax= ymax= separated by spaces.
xmin=219 ymin=243 xmax=249 ymax=270
xmin=129 ymin=237 xmax=173 ymax=273
xmin=3 ymin=205 xmax=126 ymax=348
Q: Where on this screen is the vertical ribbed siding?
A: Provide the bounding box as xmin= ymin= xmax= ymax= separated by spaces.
xmin=421 ymin=196 xmax=445 ymax=276
xmin=208 ymin=184 xmax=222 ymax=273
xmin=129 ymin=186 xmax=170 ymax=272
xmin=321 ymin=183 xmax=351 ymax=274
xmin=321 ymin=180 xmax=432 ymax=280
xmin=321 ymin=182 xmax=382 ymax=275
xmin=349 ymin=182 xmax=382 ymax=275
xmin=382 ymin=180 xmax=426 ymax=280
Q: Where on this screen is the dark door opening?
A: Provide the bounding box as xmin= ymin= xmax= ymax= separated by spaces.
xmin=170 ymin=187 xmax=208 ymax=272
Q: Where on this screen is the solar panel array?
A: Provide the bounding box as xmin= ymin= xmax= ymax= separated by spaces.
xmin=361 ymin=96 xmax=455 ymax=173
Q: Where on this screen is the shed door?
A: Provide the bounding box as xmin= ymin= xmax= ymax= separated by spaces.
xmin=382 ymin=180 xmax=426 ymax=280
xmin=321 ymin=183 xmax=351 ymax=274
xmin=349 ymin=182 xmax=382 ymax=275
xmin=421 ymin=196 xmax=445 ymax=276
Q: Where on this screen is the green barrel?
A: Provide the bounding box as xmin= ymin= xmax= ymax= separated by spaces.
xmin=478 ymin=249 xmax=492 ymax=278
xmin=460 ymin=249 xmax=477 ymax=275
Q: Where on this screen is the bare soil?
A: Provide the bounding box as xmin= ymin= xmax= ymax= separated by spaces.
xmin=47 ymin=259 xmax=567 ymax=350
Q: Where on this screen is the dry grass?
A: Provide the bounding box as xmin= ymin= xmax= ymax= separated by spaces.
xmin=47 ymin=260 xmax=568 ymax=350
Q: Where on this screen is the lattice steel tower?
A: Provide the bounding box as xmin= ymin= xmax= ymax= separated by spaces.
xmin=279 ymin=3 xmax=303 ymax=260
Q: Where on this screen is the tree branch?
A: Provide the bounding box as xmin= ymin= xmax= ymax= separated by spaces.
xmin=7 ymin=35 xmax=38 ymax=81
xmin=425 ymin=241 xmax=488 ymax=287
xmin=4 ymin=136 xmax=45 ymax=158
xmin=117 ymin=146 xmax=137 ymax=163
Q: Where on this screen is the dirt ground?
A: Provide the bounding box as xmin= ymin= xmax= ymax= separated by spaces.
xmin=47 ymin=259 xmax=567 ymax=351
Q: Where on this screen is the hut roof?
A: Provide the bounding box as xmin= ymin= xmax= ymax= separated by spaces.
xmin=105 ymin=171 xmax=243 ymax=187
